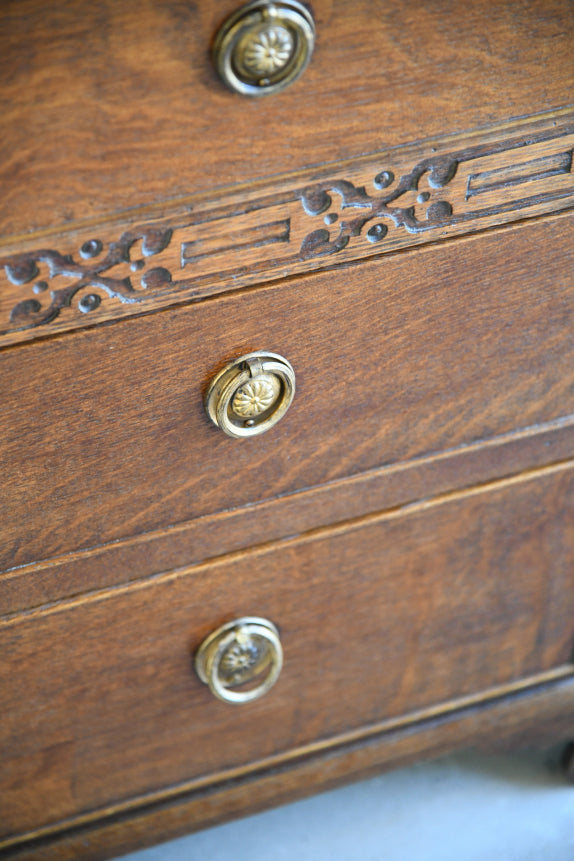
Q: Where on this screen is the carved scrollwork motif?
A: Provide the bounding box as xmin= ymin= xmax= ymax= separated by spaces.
xmin=5 ymin=226 xmax=174 ymax=330
xmin=299 ymin=156 xmax=458 ymax=259
xmin=1 ymin=114 xmax=572 ymax=347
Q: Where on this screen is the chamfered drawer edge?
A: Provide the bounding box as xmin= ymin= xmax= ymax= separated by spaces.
xmin=1 ymin=462 xmax=573 ymax=841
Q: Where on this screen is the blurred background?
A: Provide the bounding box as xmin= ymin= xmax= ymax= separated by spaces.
xmin=122 ymin=748 xmax=574 ymax=861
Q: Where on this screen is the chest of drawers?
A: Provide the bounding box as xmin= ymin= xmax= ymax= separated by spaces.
xmin=1 ymin=1 xmax=574 ymax=858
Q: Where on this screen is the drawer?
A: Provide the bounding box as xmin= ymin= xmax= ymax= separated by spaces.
xmin=2 ymin=2 xmax=574 ymax=857
xmin=2 ymin=213 xmax=574 ymax=572
xmin=2 ymin=463 xmax=574 ymax=841
xmin=1 ymin=0 xmax=573 ymax=238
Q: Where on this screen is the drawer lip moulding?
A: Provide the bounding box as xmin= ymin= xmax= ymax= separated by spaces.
xmin=1 ymin=462 xmax=574 ymax=848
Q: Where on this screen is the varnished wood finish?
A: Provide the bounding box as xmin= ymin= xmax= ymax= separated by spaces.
xmin=2 ymin=1 xmax=574 ymax=856
xmin=2 ymin=464 xmax=574 ymax=843
xmin=4 ymin=674 xmax=574 ymax=861
xmin=1 ymin=111 xmax=573 ymax=347
xmin=1 ymin=0 xmax=573 ymax=238
xmin=3 ymin=414 xmax=574 ymax=616
xmin=2 ymin=214 xmax=574 ymax=572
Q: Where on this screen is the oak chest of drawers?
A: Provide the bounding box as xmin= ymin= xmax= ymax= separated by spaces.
xmin=1 ymin=1 xmax=574 ymax=858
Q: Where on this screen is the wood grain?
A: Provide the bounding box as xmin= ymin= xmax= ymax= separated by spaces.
xmin=3 ymin=415 xmax=574 ymax=616
xmin=1 ymin=110 xmax=572 ymax=347
xmin=1 ymin=464 xmax=574 ymax=842
xmin=2 ymin=2 xmax=574 ymax=855
xmin=2 ymin=213 xmax=574 ymax=572
xmin=0 ymin=0 xmax=573 ymax=239
xmin=4 ymin=674 xmax=574 ymax=861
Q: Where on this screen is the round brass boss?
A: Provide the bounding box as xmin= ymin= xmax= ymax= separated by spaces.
xmin=194 ymin=617 xmax=283 ymax=704
xmin=204 ymin=351 xmax=295 ymax=438
xmin=212 ymin=0 xmax=315 ymax=96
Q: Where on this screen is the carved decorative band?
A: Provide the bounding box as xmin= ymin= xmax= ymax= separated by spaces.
xmin=1 ymin=111 xmax=573 ymax=348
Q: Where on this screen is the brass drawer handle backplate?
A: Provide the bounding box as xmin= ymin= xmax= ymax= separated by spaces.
xmin=204 ymin=350 xmax=295 ymax=438
xmin=194 ymin=617 xmax=283 ymax=704
xmin=213 ymin=0 xmax=315 ymax=96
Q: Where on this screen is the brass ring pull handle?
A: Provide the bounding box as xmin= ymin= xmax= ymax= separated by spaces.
xmin=204 ymin=351 xmax=295 ymax=438
xmin=212 ymin=0 xmax=315 ymax=96
xmin=194 ymin=617 xmax=283 ymax=704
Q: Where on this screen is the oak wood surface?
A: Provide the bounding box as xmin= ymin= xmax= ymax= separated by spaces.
xmin=1 ymin=110 xmax=573 ymax=348
xmin=3 ymin=414 xmax=574 ymax=616
xmin=4 ymin=674 xmax=574 ymax=861
xmin=1 ymin=0 xmax=573 ymax=239
xmin=2 ymin=2 xmax=574 ymax=856
xmin=2 ymin=213 xmax=574 ymax=572
xmin=1 ymin=464 xmax=574 ymax=841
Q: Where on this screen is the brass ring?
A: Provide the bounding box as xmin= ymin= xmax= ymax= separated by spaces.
xmin=212 ymin=0 xmax=315 ymax=97
xmin=195 ymin=617 xmax=283 ymax=705
xmin=204 ymin=351 xmax=296 ymax=438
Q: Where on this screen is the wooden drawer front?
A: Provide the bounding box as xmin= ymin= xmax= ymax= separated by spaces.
xmin=2 ymin=465 xmax=573 ymax=841
xmin=2 ymin=215 xmax=574 ymax=572
xmin=1 ymin=0 xmax=573 ymax=238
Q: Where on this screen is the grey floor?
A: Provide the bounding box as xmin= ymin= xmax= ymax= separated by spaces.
xmin=122 ymin=749 xmax=574 ymax=860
